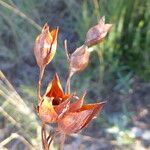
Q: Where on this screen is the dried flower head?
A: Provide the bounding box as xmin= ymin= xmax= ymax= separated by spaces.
xmin=34 ymin=23 xmax=59 ymax=68
xmin=85 ymin=16 xmax=112 ymax=47
xmin=37 ymin=74 xmax=71 ymax=123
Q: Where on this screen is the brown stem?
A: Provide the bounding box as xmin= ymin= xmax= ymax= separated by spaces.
xmin=41 ymin=123 xmax=49 ymax=150
xmin=41 ymin=123 xmax=44 ymax=149
xmin=37 ymin=66 xmax=45 ymax=102
xmin=64 ymin=40 xmax=74 ymax=94
xmin=65 ymin=71 xmax=74 ymax=94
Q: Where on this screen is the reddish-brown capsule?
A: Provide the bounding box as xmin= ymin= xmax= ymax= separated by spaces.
xmin=70 ymin=45 xmax=90 ymax=74
xmin=85 ymin=16 xmax=112 ymax=47
xmin=34 ymin=23 xmax=59 ymax=68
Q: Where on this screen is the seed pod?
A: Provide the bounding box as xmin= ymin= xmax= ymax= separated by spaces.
xmin=70 ymin=45 xmax=90 ymax=74
xmin=85 ymin=16 xmax=112 ymax=47
xmin=34 ymin=23 xmax=59 ymax=68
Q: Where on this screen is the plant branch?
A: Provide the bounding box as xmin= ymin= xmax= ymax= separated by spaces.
xmin=64 ymin=40 xmax=70 ymax=62
xmin=64 ymin=40 xmax=74 ymax=94
xmin=65 ymin=71 xmax=74 ymax=94
xmin=37 ymin=66 xmax=45 ymax=102
xmin=41 ymin=123 xmax=49 ymax=150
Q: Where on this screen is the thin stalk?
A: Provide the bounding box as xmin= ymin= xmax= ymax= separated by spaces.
xmin=64 ymin=40 xmax=74 ymax=94
xmin=64 ymin=40 xmax=70 ymax=62
xmin=37 ymin=67 xmax=49 ymax=150
xmin=41 ymin=124 xmax=44 ymax=149
xmin=65 ymin=71 xmax=74 ymax=94
xmin=37 ymin=66 xmax=45 ymax=102
xmin=41 ymin=123 xmax=48 ymax=150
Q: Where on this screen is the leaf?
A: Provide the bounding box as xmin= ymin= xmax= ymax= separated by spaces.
xmin=69 ymin=92 xmax=86 ymax=112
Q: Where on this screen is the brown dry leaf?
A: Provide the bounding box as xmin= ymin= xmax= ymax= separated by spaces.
xmin=58 ymin=101 xmax=106 ymax=134
xmin=69 ymin=92 xmax=86 ymax=112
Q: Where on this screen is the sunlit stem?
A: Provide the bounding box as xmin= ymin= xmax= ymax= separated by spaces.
xmin=37 ymin=66 xmax=45 ymax=102
xmin=64 ymin=40 xmax=74 ymax=94
xmin=48 ymin=131 xmax=59 ymax=149
xmin=64 ymin=40 xmax=70 ymax=63
xmin=65 ymin=71 xmax=74 ymax=94
xmin=41 ymin=124 xmax=44 ymax=148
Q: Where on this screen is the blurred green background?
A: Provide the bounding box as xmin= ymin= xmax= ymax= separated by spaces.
xmin=0 ymin=0 xmax=150 ymax=149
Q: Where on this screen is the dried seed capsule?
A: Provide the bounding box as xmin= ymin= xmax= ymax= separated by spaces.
xmin=34 ymin=23 xmax=59 ymax=68
xmin=70 ymin=45 xmax=90 ymax=73
xmin=85 ymin=16 xmax=112 ymax=47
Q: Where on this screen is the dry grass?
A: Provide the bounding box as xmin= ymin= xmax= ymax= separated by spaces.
xmin=0 ymin=71 xmax=41 ymax=149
